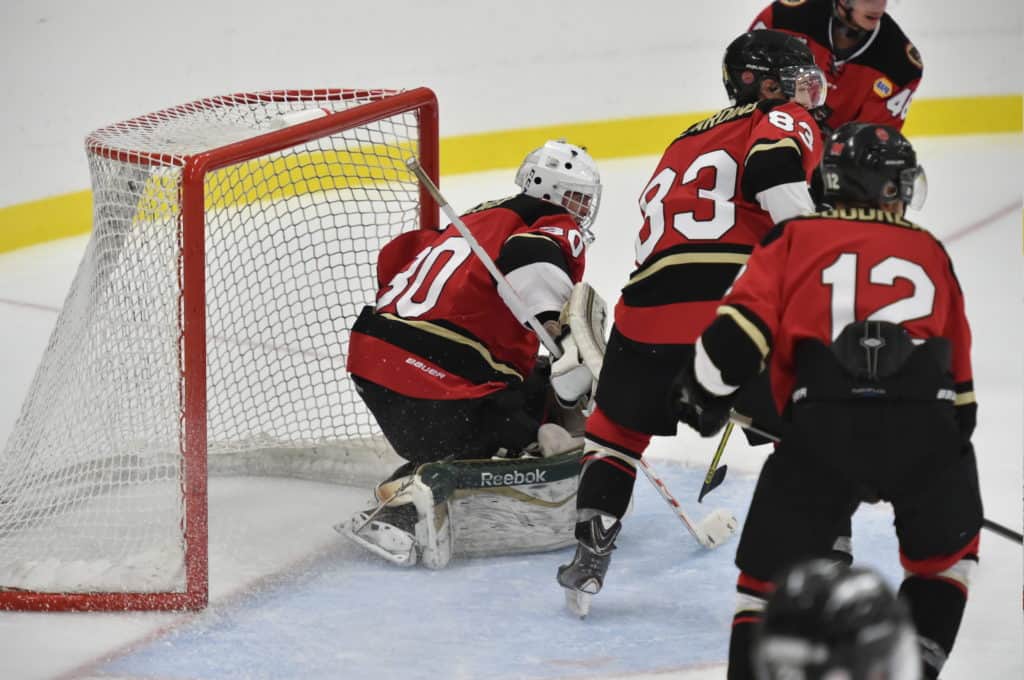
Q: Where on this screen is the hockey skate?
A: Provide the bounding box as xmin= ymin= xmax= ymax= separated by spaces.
xmin=336 ymin=471 xmax=454 ymax=569
xmin=337 ymin=503 xmax=420 ymax=567
xmin=556 ymin=513 xmax=621 ymax=618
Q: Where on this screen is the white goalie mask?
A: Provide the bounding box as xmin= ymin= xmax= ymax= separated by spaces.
xmin=515 ymin=139 xmax=602 ymax=245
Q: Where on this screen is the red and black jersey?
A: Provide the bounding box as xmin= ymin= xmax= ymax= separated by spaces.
xmin=614 ymin=99 xmax=821 ymax=345
xmin=347 ymin=194 xmax=586 ymax=400
xmin=751 ymin=0 xmax=923 ymax=131
xmin=702 ymin=208 xmax=974 ymax=419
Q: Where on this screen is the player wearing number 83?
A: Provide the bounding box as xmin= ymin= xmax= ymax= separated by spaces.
xmin=556 ymin=29 xmax=825 ymax=606
xmin=674 ymin=122 xmax=981 ymax=679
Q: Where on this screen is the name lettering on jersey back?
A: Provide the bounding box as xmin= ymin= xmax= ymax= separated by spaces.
xmin=817 ymin=207 xmax=916 ymax=228
xmin=686 ymin=103 xmax=758 ymax=135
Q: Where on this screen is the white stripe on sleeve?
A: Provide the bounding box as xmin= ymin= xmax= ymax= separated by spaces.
xmin=694 ymin=337 xmax=740 ymax=397
xmin=755 ymin=180 xmax=815 ymax=224
xmin=501 ymin=262 xmax=573 ymax=321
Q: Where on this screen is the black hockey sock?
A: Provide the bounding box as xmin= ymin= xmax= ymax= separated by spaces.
xmin=899 ymin=575 xmax=969 ymax=678
xmin=576 ymin=451 xmax=637 ymax=519
xmin=727 ymin=614 xmax=759 ymax=680
xmin=728 ymin=571 xmax=773 ymax=680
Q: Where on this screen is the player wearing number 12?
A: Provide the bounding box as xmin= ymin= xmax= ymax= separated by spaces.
xmin=674 ymin=122 xmax=980 ymax=679
xmin=556 ymin=30 xmax=826 ymax=607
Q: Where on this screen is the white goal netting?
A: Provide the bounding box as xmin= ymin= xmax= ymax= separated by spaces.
xmin=0 ymin=89 xmax=436 ymax=606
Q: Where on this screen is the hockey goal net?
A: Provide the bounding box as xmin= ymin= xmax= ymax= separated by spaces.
xmin=0 ymin=88 xmax=439 ymax=611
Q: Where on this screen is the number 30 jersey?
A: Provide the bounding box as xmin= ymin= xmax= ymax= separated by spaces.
xmin=347 ymin=195 xmax=586 ymax=400
xmin=615 ymin=99 xmax=821 ymax=345
xmin=704 ymin=209 xmax=974 ymax=419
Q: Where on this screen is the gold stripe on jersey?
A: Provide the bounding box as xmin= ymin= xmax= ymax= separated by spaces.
xmin=717 ymin=304 xmax=770 ymax=360
xmin=505 ymin=232 xmax=558 ymax=245
xmin=745 ymin=137 xmax=801 ymax=164
xmin=955 ymin=390 xmax=976 ymax=406
xmin=627 ymin=251 xmax=750 ymax=287
xmin=378 ymin=313 xmax=523 ymax=380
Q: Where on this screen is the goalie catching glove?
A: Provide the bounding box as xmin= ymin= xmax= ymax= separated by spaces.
xmin=549 ymin=282 xmax=607 ymax=407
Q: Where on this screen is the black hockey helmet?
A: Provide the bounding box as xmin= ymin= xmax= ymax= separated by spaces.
xmin=753 ymin=560 xmax=922 ymax=680
xmin=722 ymin=30 xmax=825 ymax=107
xmin=820 ymin=122 xmax=927 ymax=210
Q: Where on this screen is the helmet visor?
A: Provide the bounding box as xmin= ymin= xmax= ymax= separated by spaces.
xmin=900 ymin=166 xmax=927 ymax=211
xmin=781 ymin=65 xmax=828 ymax=109
xmin=562 ymin=184 xmax=601 ymax=244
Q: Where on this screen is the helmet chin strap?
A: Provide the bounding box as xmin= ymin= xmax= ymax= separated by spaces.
xmin=833 ymin=0 xmax=869 ymax=40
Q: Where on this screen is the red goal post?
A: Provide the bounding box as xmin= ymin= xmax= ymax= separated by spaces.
xmin=0 ymin=88 xmax=439 ymax=611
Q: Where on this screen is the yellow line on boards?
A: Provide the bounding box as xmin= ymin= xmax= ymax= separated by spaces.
xmin=903 ymin=94 xmax=1022 ymax=137
xmin=0 ymin=94 xmax=1020 ymax=255
xmin=0 ymin=190 xmax=93 ymax=254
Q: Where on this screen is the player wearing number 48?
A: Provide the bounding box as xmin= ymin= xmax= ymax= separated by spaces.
xmin=674 ymin=123 xmax=979 ymax=680
xmin=555 ymin=29 xmax=827 ymax=612
xmin=750 ymin=0 xmax=923 ymax=138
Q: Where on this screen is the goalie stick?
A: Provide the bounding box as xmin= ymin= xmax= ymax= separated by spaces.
xmin=405 ymin=156 xmax=735 ymax=552
xmin=404 ymin=157 xmax=563 ymax=359
xmin=714 ymin=413 xmax=1024 ymax=546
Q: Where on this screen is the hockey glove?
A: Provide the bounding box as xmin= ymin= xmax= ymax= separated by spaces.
xmin=550 ymin=329 xmax=595 ymax=408
xmin=672 ymin=360 xmax=732 ymax=437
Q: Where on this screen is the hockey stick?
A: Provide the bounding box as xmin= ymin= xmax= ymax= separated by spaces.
xmin=404 ymin=156 xmax=563 ymax=359
xmin=728 ymin=414 xmax=1024 ymax=546
xmin=699 ymin=410 xmax=780 ymax=502
xmin=982 ymin=519 xmax=1024 ymax=544
xmin=637 ymin=459 xmax=737 ymax=548
xmin=405 ymin=156 xmax=734 ymax=550
xmin=699 ymin=421 xmax=734 ymax=502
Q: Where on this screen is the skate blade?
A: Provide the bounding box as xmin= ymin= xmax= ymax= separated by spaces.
xmin=564 ymin=588 xmax=592 ymax=619
xmin=334 ymin=519 xmax=418 ymax=567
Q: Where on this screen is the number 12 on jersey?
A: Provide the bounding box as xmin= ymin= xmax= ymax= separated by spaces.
xmin=821 ymin=252 xmax=935 ymax=340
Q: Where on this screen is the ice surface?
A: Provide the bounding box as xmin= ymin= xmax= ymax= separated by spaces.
xmin=0 ymin=135 xmax=1020 ymax=679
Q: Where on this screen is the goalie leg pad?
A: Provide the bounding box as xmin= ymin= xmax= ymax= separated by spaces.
xmin=564 ymin=281 xmax=607 ymax=376
xmin=550 ymin=282 xmax=608 ymax=407
xmin=410 ymin=476 xmax=453 ymax=570
xmin=417 ymin=449 xmax=584 ymax=559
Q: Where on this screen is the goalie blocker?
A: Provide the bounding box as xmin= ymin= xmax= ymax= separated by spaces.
xmin=337 ymin=434 xmax=584 ymax=568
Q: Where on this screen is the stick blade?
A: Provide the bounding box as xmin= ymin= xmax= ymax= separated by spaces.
xmin=698 ymin=464 xmax=728 ymax=503
xmin=695 ymin=508 xmax=739 ymax=549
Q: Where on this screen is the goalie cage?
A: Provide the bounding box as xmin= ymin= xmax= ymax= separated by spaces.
xmin=0 ymin=88 xmax=439 ymax=611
